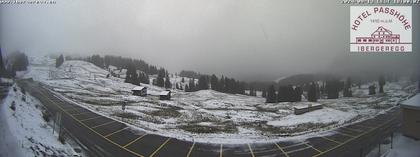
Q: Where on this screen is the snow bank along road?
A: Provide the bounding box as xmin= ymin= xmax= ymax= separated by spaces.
xmin=18 ymin=79 xmax=401 ymax=157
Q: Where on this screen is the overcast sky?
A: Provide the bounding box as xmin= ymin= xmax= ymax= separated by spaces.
xmin=1 ymin=0 xmax=419 ymax=81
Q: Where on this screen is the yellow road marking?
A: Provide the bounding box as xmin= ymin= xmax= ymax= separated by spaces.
xmin=80 ymin=116 xmax=103 ymax=122
xmin=285 ymin=146 xmax=310 ymax=154
xmin=335 ymin=130 xmax=356 ymax=138
xmin=65 ymin=107 xmax=82 ymax=111
xmin=247 ymin=143 xmax=255 ymax=157
xmin=27 ymin=85 xmax=145 ymax=157
xmin=321 ymin=136 xmax=341 ymax=144
xmin=220 ymin=144 xmax=223 ymax=157
xmin=72 ymin=112 xmax=92 ymax=116
xmin=355 ymin=124 xmax=374 ymax=129
xmin=104 ymin=127 xmax=129 ymax=138
xmin=186 ymin=142 xmax=195 ymax=157
xmin=149 ymin=138 xmax=171 ymax=157
xmin=23 ymin=82 xmax=399 ymax=157
xmin=124 ymin=134 xmax=148 ymax=148
xmin=282 ymin=142 xmax=307 ymax=149
xmin=274 ymin=143 xmax=290 ymax=157
xmin=91 ymin=121 xmax=116 ymax=128
xmin=304 ymin=143 xmax=322 ymax=154
xmin=341 ymin=127 xmax=362 ymax=133
xmin=312 ymin=117 xmax=397 ymax=157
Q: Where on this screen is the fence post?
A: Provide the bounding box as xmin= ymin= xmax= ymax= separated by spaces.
xmin=391 ymin=133 xmax=393 ymax=149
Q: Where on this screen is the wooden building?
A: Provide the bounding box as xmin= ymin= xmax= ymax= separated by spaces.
xmin=132 ymin=86 xmax=147 ymax=96
xmin=400 ymin=93 xmax=420 ymax=140
xmin=293 ymin=103 xmax=323 ymax=115
xmin=159 ymin=90 xmax=171 ymax=100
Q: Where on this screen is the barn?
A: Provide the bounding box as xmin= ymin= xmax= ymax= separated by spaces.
xmin=132 ymin=86 xmax=147 ymax=96
xmin=159 ymin=90 xmax=171 ymax=100
xmin=400 ymin=93 xmax=420 ymax=140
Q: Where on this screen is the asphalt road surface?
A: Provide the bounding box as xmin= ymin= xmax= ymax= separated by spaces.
xmin=16 ymin=79 xmax=401 ymax=157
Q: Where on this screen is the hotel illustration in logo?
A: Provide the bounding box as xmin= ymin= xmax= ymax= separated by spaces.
xmin=350 ymin=6 xmax=412 ymax=52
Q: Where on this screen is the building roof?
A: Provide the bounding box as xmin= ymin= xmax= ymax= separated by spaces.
xmin=132 ymin=86 xmax=146 ymax=91
xmin=400 ymin=93 xmax=420 ymax=110
xmin=159 ymin=91 xmax=171 ymax=95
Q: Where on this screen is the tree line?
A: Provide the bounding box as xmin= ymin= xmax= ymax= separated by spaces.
xmin=0 ymin=50 xmax=29 ymax=78
xmin=264 ymin=76 xmax=390 ymax=103
xmin=67 ymin=54 xmax=162 ymax=75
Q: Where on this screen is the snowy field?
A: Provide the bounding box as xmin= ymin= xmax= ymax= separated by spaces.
xmin=0 ymin=83 xmax=81 ymax=157
xmin=22 ymin=56 xmax=416 ymax=143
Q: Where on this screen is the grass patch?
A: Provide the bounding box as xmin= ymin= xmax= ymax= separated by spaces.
xmin=179 ymin=121 xmax=238 ymax=134
xmin=147 ymin=106 xmax=181 ymax=118
xmin=112 ymin=112 xmax=140 ymax=119
xmin=255 ymin=106 xmax=279 ymax=113
xmin=253 ymin=122 xmax=337 ymax=136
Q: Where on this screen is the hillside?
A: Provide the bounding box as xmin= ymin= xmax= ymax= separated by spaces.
xmin=21 ymin=55 xmax=416 ymax=143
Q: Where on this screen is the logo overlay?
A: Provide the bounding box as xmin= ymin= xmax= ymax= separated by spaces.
xmin=350 ymin=6 xmax=412 ymax=52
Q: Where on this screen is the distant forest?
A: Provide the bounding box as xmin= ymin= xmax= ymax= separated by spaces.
xmin=0 ymin=50 xmax=29 ymax=78
xmin=64 ymin=54 xmax=419 ymax=102
xmin=67 ymin=54 xmax=249 ymax=95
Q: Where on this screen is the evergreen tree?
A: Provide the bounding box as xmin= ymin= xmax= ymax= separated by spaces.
xmin=198 ymin=75 xmax=209 ymax=90
xmin=164 ymin=75 xmax=172 ymax=88
xmin=156 ymin=68 xmax=165 ymax=87
xmin=294 ymin=86 xmax=303 ymax=102
xmin=249 ymin=86 xmax=257 ymax=96
xmin=266 ymin=85 xmax=277 ymax=103
xmin=379 ymin=75 xmax=386 ymax=93
xmin=187 ymin=78 xmax=196 ymax=92
xmin=210 ymin=74 xmax=219 ymax=91
xmin=369 ymin=84 xmax=376 ymax=95
xmin=90 ymin=55 xmax=104 ymax=68
xmin=0 ymin=47 xmax=4 ymax=76
xmin=277 ymin=85 xmax=294 ymax=102
xmin=56 ymin=54 xmax=64 ymax=68
xmin=133 ymin=72 xmax=140 ymax=85
xmin=343 ymin=77 xmax=353 ymax=97
xmin=417 ymin=80 xmax=420 ymax=93
xmin=220 ymin=76 xmax=225 ymax=92
xmin=308 ymin=83 xmax=318 ymax=102
xmin=10 ymin=52 xmax=29 ymax=72
xmin=124 ymin=64 xmax=136 ymax=84
xmin=139 ymin=73 xmax=150 ymax=84
xmin=262 ymin=90 xmax=267 ymax=98
xmin=326 ymin=79 xmax=340 ymax=99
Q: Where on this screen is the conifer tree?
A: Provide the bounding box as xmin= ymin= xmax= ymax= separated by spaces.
xmin=308 ymin=83 xmax=318 ymax=102
xmin=379 ymin=75 xmax=386 ymax=93
xmin=56 ymin=54 xmax=64 ymax=68
xmin=164 ymin=75 xmax=171 ymax=88
xmin=369 ymin=84 xmax=376 ymax=95
xmin=0 ymin=48 xmax=5 ymax=76
xmin=156 ymin=69 xmax=165 ymax=87
xmin=326 ymin=79 xmax=340 ymax=99
xmin=220 ymin=76 xmax=225 ymax=92
xmin=210 ymin=74 xmax=219 ymax=91
xmin=343 ymin=77 xmax=353 ymax=97
xmin=198 ymin=75 xmax=209 ymax=90
xmin=294 ymin=86 xmax=303 ymax=102
xmin=266 ymin=85 xmax=277 ymax=103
